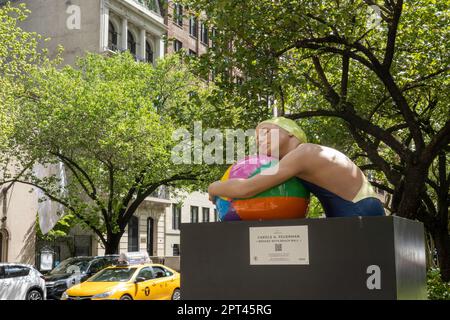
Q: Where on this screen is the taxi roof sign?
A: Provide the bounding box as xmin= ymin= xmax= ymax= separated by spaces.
xmin=118 ymin=251 xmax=152 ymax=266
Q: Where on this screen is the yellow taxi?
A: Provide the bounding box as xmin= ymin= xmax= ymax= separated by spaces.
xmin=61 ymin=261 xmax=180 ymax=300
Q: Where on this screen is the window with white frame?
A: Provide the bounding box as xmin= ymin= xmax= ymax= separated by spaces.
xmin=189 ymin=16 xmax=198 ymax=38
xmin=173 ymin=244 xmax=180 ymax=256
xmin=173 ymin=3 xmax=183 ymax=26
xmin=202 ymin=208 xmax=210 ymax=223
xmin=172 ymin=204 xmax=181 ymax=230
xmin=127 ymin=30 xmax=137 ymax=57
xmin=173 ymin=39 xmax=183 ymax=52
xmin=200 ymin=22 xmax=208 ymax=44
xmin=108 ymin=21 xmax=118 ymax=51
xmin=146 ymin=41 xmax=153 ymax=64
xmin=191 ymin=206 xmax=199 ymax=223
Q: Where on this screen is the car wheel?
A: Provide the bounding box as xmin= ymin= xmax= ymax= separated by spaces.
xmin=27 ymin=289 xmax=43 ymax=300
xmin=172 ymin=289 xmax=181 ymax=300
xmin=120 ymin=294 xmax=133 ymax=300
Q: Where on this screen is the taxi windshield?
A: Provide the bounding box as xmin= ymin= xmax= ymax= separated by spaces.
xmin=88 ymin=267 xmax=137 ymax=282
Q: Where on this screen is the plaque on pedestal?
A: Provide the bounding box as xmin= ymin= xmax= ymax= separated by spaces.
xmin=180 ymin=216 xmax=426 ymax=300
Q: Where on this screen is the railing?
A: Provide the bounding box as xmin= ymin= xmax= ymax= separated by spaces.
xmin=132 ymin=0 xmax=161 ymax=15
xmin=108 ymin=43 xmax=119 ymax=52
xmin=104 ymin=47 xmax=154 ymax=65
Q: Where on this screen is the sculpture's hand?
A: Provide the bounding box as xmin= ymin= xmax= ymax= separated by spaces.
xmin=208 ymin=181 xmax=220 ymax=204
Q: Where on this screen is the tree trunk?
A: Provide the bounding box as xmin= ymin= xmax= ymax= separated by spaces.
xmin=104 ymin=232 xmax=123 ymax=255
xmin=430 ymin=226 xmax=450 ymax=282
xmin=395 ymin=165 xmax=450 ymax=282
xmin=396 ymin=166 xmax=428 ymax=219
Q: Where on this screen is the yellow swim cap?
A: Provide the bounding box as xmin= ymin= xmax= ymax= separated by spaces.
xmin=258 ymin=117 xmax=308 ymax=144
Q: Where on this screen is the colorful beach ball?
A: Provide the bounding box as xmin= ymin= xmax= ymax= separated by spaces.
xmin=216 ymin=155 xmax=310 ymax=221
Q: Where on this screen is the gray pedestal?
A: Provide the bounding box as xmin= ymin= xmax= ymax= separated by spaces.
xmin=180 ymin=216 xmax=426 ymax=300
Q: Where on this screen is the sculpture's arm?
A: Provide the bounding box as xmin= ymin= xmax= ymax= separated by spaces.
xmin=208 ymin=147 xmax=305 ymax=201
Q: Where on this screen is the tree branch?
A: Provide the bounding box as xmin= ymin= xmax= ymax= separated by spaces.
xmin=359 ymin=164 xmax=379 ymax=171
xmin=53 ymin=152 xmax=110 ymax=233
xmin=51 ymin=152 xmax=97 ymax=198
xmin=421 ymin=119 xmax=450 ymax=167
xmin=312 ymin=56 xmax=340 ymax=105
xmin=369 ymin=180 xmax=394 ymax=194
xmin=107 ymin=160 xmax=114 ymax=217
xmin=383 ymin=0 xmax=403 ymax=69
xmin=340 ymin=51 xmax=350 ymax=101
xmin=117 ymin=168 xmax=149 ymax=220
xmin=376 ymin=68 xmax=425 ymax=152
xmin=119 ymin=173 xmax=199 ymax=229
xmin=286 ymin=110 xmax=342 ymax=119
xmin=343 ymin=107 xmax=409 ymax=160
xmin=304 ymin=13 xmax=340 ymax=36
xmin=274 ymin=36 xmax=376 ymax=72
xmin=0 ymin=160 xmax=35 ymax=192
xmin=347 ymin=127 xmax=401 ymax=185
xmin=2 ymin=178 xmax=107 ymax=244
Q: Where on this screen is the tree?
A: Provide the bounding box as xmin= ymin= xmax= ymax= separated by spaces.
xmin=0 ymin=3 xmax=58 ymax=154
xmin=1 ymin=52 xmax=215 ymax=254
xmin=0 ymin=3 xmax=61 ymax=214
xmin=183 ymin=0 xmax=450 ymax=280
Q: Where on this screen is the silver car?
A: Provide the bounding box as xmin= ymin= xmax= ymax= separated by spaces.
xmin=0 ymin=263 xmax=46 ymax=300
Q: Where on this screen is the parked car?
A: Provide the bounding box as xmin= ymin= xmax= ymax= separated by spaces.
xmin=0 ymin=263 xmax=46 ymax=300
xmin=44 ymin=255 xmax=119 ymax=299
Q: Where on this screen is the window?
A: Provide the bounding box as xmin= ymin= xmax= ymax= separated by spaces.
xmin=189 ymin=16 xmax=198 ymax=38
xmin=147 ymin=218 xmax=154 ymax=256
xmin=164 ymin=268 xmax=173 ymax=277
xmin=152 ymin=266 xmax=169 ymax=278
xmin=173 ymin=39 xmax=183 ymax=52
xmin=49 ymin=257 xmax=91 ymax=275
xmin=173 ymin=3 xmax=183 ymax=26
xmin=211 ymin=28 xmax=217 ymax=48
xmin=202 ymin=208 xmax=210 ymax=223
xmin=136 ymin=267 xmax=154 ymax=281
xmin=214 ymin=209 xmax=218 ymax=222
xmin=88 ymin=258 xmax=108 ymax=275
xmin=127 ymin=31 xmax=137 ymax=57
xmin=190 ymin=206 xmax=199 ymax=223
xmin=188 ymin=49 xmax=197 ymax=56
xmin=173 ymin=244 xmax=180 ymax=256
xmin=5 ymin=265 xmax=30 ymax=278
xmin=200 ymin=22 xmax=208 ymax=44
xmin=89 ymin=267 xmax=137 ymax=282
xmin=172 ymin=204 xmax=181 ymax=230
xmin=145 ymin=41 xmax=153 ymax=64
xmin=128 ymin=216 xmax=139 ymax=252
xmin=108 ymin=21 xmax=118 ymax=51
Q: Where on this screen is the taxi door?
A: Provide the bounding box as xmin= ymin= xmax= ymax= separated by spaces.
xmin=134 ymin=267 xmax=164 ymax=300
xmin=151 ymin=266 xmax=176 ymax=300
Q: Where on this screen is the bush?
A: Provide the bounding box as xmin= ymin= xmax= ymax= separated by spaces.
xmin=427 ymin=268 xmax=450 ymax=300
